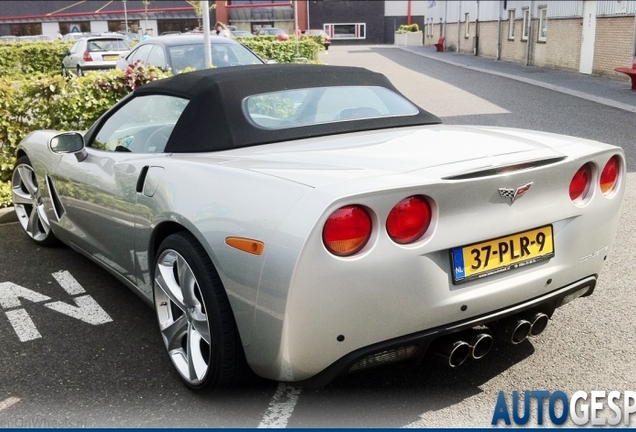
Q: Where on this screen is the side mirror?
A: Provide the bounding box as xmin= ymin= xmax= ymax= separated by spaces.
xmin=49 ymin=132 xmax=88 ymax=162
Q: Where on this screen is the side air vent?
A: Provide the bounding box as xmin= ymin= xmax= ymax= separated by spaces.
xmin=443 ymin=157 xmax=566 ymax=181
xmin=45 ymin=176 xmax=65 ymax=221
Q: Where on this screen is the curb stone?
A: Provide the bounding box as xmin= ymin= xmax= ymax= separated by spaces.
xmin=0 ymin=206 xmax=17 ymax=224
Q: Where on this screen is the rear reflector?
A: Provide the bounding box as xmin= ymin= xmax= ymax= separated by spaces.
xmin=386 ymin=195 xmax=432 ymax=244
xmin=600 ymin=155 xmax=620 ymax=195
xmin=323 ymin=205 xmax=372 ymax=256
xmin=569 ymin=164 xmax=592 ymax=203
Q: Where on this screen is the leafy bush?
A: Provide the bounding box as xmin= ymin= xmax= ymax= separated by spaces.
xmin=0 ymin=41 xmax=74 ymax=77
xmin=240 ymin=36 xmax=323 ymax=64
xmin=397 ymin=24 xmax=421 ymax=33
xmin=0 ymin=65 xmax=170 ymax=206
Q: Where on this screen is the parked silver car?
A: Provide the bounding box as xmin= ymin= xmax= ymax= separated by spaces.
xmin=62 ymin=35 xmax=130 ymax=76
xmin=12 ymin=64 xmax=625 ymax=391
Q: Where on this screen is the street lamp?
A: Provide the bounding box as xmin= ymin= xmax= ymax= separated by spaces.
xmin=122 ymin=0 xmax=128 ymax=32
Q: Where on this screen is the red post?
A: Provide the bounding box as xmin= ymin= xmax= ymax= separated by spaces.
xmin=407 ymin=0 xmax=412 ymax=25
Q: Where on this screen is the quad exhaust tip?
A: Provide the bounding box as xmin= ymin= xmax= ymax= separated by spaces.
xmin=433 ymin=312 xmax=550 ymax=367
xmin=433 ymin=331 xmax=494 ymax=367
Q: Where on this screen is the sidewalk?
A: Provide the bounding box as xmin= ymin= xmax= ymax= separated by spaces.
xmin=399 ymin=45 xmax=636 ymax=114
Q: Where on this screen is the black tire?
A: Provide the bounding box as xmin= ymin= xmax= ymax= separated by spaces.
xmin=11 ymin=156 xmax=59 ymax=246
xmin=76 ymin=66 xmax=83 ymax=77
xmin=153 ymin=232 xmax=250 ymax=391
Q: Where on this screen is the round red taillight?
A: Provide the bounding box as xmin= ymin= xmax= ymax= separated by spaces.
xmin=323 ymin=205 xmax=372 ymax=256
xmin=600 ymin=156 xmax=620 ymax=195
xmin=386 ymin=195 xmax=432 ymax=244
xmin=569 ymin=164 xmax=592 ymax=203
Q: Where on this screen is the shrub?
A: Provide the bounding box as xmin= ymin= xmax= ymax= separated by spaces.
xmin=0 ymin=65 xmax=170 ymax=187
xmin=240 ymin=36 xmax=323 ymax=63
xmin=0 ymin=41 xmax=74 ymax=77
xmin=397 ymin=24 xmax=421 ymax=33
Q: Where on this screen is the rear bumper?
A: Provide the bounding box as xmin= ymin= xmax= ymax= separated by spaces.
xmin=295 ymin=275 xmax=596 ymax=387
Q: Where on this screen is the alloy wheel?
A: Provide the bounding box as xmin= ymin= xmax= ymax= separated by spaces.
xmin=154 ymin=249 xmax=212 ymax=386
xmin=11 ymin=161 xmax=51 ymax=242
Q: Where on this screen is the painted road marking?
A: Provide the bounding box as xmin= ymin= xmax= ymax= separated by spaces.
xmin=52 ymin=270 xmax=85 ymax=295
xmin=258 ymin=383 xmax=302 ymax=428
xmin=0 ymin=397 xmax=20 ymax=411
xmin=5 ymin=308 xmax=41 ymax=342
xmin=1 ymin=271 xmax=112 ymax=342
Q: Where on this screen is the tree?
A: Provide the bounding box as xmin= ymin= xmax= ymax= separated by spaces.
xmin=186 ymin=0 xmax=216 ymax=22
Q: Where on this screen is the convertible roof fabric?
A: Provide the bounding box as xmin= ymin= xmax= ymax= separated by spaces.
xmin=134 ymin=64 xmax=442 ymax=153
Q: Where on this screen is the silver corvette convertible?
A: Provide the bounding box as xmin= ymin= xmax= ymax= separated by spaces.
xmin=12 ymin=65 xmax=625 ymax=390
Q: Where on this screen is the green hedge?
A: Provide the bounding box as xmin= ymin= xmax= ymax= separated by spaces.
xmin=0 ymin=41 xmax=74 ymax=77
xmin=239 ymin=36 xmax=324 ymax=63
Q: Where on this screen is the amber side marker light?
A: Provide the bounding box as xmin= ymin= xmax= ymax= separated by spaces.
xmin=225 ymin=237 xmax=265 ymax=255
xmin=600 ymin=156 xmax=620 ymax=195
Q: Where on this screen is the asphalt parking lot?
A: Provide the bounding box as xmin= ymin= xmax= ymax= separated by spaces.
xmin=2 ymin=45 xmax=636 ymax=427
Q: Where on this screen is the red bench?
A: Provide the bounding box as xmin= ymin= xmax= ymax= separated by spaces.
xmin=434 ymin=37 xmax=445 ymax=52
xmin=614 ymin=60 xmax=636 ymax=90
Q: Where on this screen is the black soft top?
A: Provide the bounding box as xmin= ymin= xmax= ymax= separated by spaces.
xmin=134 ymin=64 xmax=442 ymax=153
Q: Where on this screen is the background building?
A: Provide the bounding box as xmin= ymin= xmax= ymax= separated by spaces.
xmin=0 ymin=1 xmax=634 ymax=81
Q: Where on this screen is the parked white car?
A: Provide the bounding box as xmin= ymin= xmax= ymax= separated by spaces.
xmin=62 ymin=35 xmax=130 ymax=76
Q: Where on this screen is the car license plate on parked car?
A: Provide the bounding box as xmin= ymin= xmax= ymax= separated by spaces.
xmin=103 ymin=55 xmax=119 ymax=61
xmin=451 ymin=225 xmax=554 ymax=284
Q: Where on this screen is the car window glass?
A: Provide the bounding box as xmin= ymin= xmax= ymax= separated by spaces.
xmin=168 ymin=43 xmax=262 ymax=72
xmin=88 ymin=39 xmax=128 ymax=52
xmin=244 ymin=86 xmax=418 ymax=129
xmin=129 ymin=44 xmax=153 ymax=64
xmin=90 ymin=95 xmax=190 ymax=153
xmin=146 ymin=45 xmax=167 ymax=69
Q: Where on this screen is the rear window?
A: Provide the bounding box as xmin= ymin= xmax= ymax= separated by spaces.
xmin=88 ymin=39 xmax=129 ymax=52
xmin=168 ymin=43 xmax=262 ymax=71
xmin=244 ymin=86 xmax=419 ymax=130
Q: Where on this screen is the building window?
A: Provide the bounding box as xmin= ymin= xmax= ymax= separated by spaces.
xmin=464 ymin=13 xmax=470 ymax=38
xmin=108 ymin=20 xmax=139 ymax=33
xmin=522 ymin=8 xmax=530 ymax=41
xmin=324 ymin=23 xmax=366 ymax=40
xmin=59 ymin=22 xmax=90 ymax=35
xmin=508 ymin=9 xmax=515 ymax=39
xmin=427 ymin=18 xmax=432 ymax=37
xmin=538 ymin=6 xmax=547 ymax=41
xmin=439 ymin=18 xmax=443 ymax=37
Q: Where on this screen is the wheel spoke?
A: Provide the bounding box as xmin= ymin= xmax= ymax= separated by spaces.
xmin=187 ymin=324 xmax=208 ymax=382
xmin=161 ymin=314 xmax=188 ymax=351
xmin=191 ymin=312 xmax=211 ymax=345
xmin=36 ymin=204 xmax=50 ymax=234
xmin=26 ymin=205 xmax=41 ymax=237
xmin=155 ymin=256 xmax=185 ymax=311
xmin=17 ymin=166 xmax=37 ymax=197
xmin=176 ymin=255 xmax=198 ymax=308
xmin=11 ymin=187 xmax=33 ymax=206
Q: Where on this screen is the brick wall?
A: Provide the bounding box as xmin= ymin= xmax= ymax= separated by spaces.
xmin=542 ymin=18 xmax=582 ymax=71
xmin=594 ymin=16 xmax=635 ymax=78
xmin=500 ymin=17 xmax=528 ymax=63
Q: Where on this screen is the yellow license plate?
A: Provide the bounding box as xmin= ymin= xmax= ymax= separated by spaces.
xmin=451 ymin=225 xmax=554 ymax=284
xmin=103 ymin=55 xmax=119 ymax=61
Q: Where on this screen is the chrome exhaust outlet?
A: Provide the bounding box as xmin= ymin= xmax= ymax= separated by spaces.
xmin=433 ymin=338 xmax=471 ymax=368
xmin=490 ymin=318 xmax=532 ymax=345
xmin=465 ymin=331 xmax=494 ymax=360
xmin=521 ymin=311 xmax=549 ymax=336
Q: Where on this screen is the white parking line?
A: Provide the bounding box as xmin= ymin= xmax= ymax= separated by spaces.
xmin=258 ymin=383 xmax=302 ymax=428
xmin=0 ymin=397 xmax=20 ymax=411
